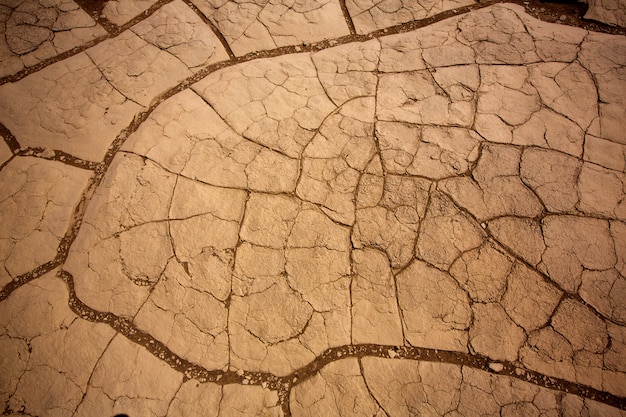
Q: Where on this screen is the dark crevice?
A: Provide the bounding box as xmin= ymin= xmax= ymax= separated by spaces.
xmin=0 ymin=33 xmax=108 ymax=86
xmin=0 ymin=0 xmax=177 ymax=86
xmin=73 ymin=0 xmax=117 ymax=33
xmin=59 ymin=269 xmax=290 ymax=390
xmin=110 ymin=0 xmax=176 ymax=33
xmin=0 ymin=122 xmax=20 ymax=153
xmin=1 ymin=0 xmax=623 ymax=87
xmin=73 ymin=0 xmax=110 ymax=16
xmin=339 ymin=0 xmax=358 ymax=35
xmin=15 ymin=147 xmax=101 ymax=171
xmin=0 ymin=1 xmax=624 ymax=413
xmin=181 ymin=0 xmax=237 ymax=59
xmin=57 ymin=269 xmax=626 ymax=412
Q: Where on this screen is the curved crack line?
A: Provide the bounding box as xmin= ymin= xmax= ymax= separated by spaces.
xmin=0 ymin=0 xmax=177 ymax=86
xmin=0 ymin=5 xmax=625 ymax=414
xmin=2 ymin=0 xmax=622 ymax=88
xmin=14 ymin=147 xmax=101 ymax=171
xmin=181 ymin=0 xmax=236 ymax=59
xmin=58 ymin=269 xmax=626 ymax=412
xmin=339 ymin=0 xmax=358 ymax=35
xmin=0 ymin=23 xmax=404 ymax=301
xmin=0 ymin=122 xmax=21 ymax=153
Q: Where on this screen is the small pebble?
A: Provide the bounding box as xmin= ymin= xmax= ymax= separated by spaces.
xmin=41 ymin=148 xmax=55 ymax=158
xmin=488 ymin=362 xmax=504 ymax=372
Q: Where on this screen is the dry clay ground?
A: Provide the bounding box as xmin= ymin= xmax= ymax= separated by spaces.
xmin=1 ymin=0 xmax=626 ymax=416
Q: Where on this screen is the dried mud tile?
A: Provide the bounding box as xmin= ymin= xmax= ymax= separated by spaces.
xmin=528 ymin=62 xmax=599 ymax=132
xmin=539 ymin=215 xmax=615 ymax=293
xmin=297 ymin=97 xmax=376 ymax=225
xmin=552 ymin=298 xmax=608 ymax=354
xmin=290 ymin=358 xmax=381 ymax=417
xmin=478 ymin=65 xmax=540 ymax=126
xmin=240 ymin=193 xmax=301 ymax=249
xmin=134 ymin=260 xmax=230 ymax=371
xmin=584 ymin=0 xmax=626 ymax=29
xmin=0 ymin=0 xmax=106 ymax=78
xmin=346 ymin=0 xmax=474 ymax=34
xmin=520 ymin=148 xmax=581 ymax=214
xmin=362 ymin=358 xmax=462 ymax=416
xmin=440 ymin=143 xmax=543 ymax=221
xmin=397 ymin=260 xmax=471 ymax=352
xmin=0 ymin=52 xmax=141 ymax=162
xmin=86 ymin=29 xmax=193 ymax=107
xmin=0 ymin=157 xmax=90 ymax=286
xmin=469 ymin=302 xmax=525 ymax=362
xmin=219 ymin=384 xmax=283 ymax=417
xmin=287 ymin=205 xmax=351 ymax=251
xmin=102 ymin=0 xmax=159 ymax=26
xmin=311 ymin=39 xmax=380 ymax=106
xmin=235 ymin=281 xmax=313 ymax=345
xmin=131 ymin=0 xmax=229 ymax=71
xmin=377 ymin=65 xmax=479 ymax=127
xmin=501 ymin=263 xmax=562 ymax=332
xmin=351 ymin=248 xmax=403 ymax=345
xmin=190 ymin=0 xmax=348 ymax=56
xmin=228 ymin=292 xmax=319 ymax=376
xmin=167 ymin=379 xmax=221 ymax=417
xmin=74 ymin=335 xmax=182 ymax=417
xmin=192 ymin=54 xmax=336 ymax=158
xmin=580 ymin=269 xmax=626 ymax=325
xmin=487 ymin=217 xmax=546 ymax=267
xmin=577 ymin=162 xmax=626 ymax=219
xmin=353 ymin=175 xmax=430 ymax=269
xmin=449 ymin=241 xmax=514 ymax=303
xmin=584 ymin=135 xmax=626 ymax=172
xmin=0 ymin=272 xmax=115 ymax=416
xmin=377 ymin=121 xmax=481 ymax=180
xmin=233 ymin=242 xmax=285 ymax=296
xmin=415 ymin=192 xmax=485 ymax=269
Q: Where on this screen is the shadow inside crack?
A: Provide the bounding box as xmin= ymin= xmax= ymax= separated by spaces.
xmin=74 ymin=0 xmax=111 ymax=16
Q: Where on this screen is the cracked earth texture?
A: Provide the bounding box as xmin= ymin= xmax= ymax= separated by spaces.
xmin=1 ymin=0 xmax=626 ymax=416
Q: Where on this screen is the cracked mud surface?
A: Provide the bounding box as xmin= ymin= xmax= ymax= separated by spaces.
xmin=1 ymin=0 xmax=626 ymax=416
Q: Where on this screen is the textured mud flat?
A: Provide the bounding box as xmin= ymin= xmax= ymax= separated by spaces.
xmin=1 ymin=0 xmax=626 ymax=416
